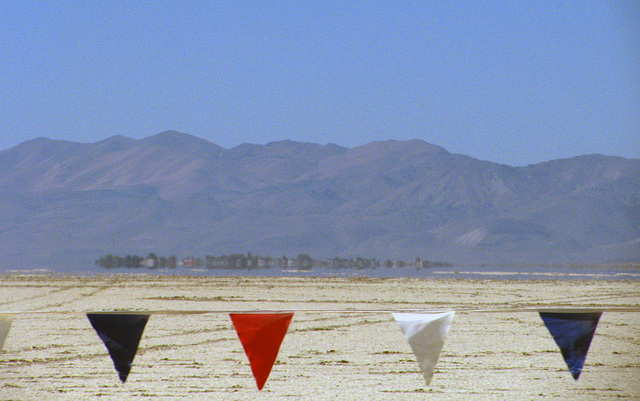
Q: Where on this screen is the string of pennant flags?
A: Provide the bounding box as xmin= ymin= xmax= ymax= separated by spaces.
xmin=0 ymin=307 xmax=637 ymax=390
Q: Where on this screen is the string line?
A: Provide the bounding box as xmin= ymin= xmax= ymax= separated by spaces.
xmin=3 ymin=306 xmax=640 ymax=315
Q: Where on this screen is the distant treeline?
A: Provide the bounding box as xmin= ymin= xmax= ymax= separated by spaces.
xmin=95 ymin=253 xmax=177 ymax=269
xmin=95 ymin=252 xmax=451 ymax=270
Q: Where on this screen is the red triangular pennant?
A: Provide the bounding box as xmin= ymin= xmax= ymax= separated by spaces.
xmin=230 ymin=313 xmax=293 ymax=390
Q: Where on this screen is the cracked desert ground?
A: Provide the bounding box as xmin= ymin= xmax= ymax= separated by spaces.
xmin=1 ymin=274 xmax=639 ymax=400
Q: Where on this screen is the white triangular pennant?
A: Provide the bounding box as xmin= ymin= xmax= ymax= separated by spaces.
xmin=0 ymin=313 xmax=16 ymax=350
xmin=393 ymin=311 xmax=454 ymax=385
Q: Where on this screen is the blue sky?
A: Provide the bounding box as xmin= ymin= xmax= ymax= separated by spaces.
xmin=1 ymin=1 xmax=638 ymax=165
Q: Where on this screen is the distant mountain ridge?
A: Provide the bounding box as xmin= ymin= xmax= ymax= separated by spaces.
xmin=0 ymin=131 xmax=638 ymax=270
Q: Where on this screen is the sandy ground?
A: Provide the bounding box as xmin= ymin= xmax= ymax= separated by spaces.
xmin=0 ymin=274 xmax=638 ymax=400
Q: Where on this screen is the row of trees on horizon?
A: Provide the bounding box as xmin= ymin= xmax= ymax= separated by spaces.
xmin=95 ymin=252 xmax=451 ymax=270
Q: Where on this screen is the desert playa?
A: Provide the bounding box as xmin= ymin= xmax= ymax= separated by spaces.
xmin=0 ymin=274 xmax=638 ymax=400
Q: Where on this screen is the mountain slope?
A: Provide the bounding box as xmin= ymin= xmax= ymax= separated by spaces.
xmin=0 ymin=132 xmax=638 ymax=269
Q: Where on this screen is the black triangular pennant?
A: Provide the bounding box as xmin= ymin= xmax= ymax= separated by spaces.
xmin=87 ymin=313 xmax=150 ymax=383
xmin=539 ymin=311 xmax=601 ymax=380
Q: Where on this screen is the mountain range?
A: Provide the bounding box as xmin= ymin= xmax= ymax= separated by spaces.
xmin=1 ymin=131 xmax=638 ymax=270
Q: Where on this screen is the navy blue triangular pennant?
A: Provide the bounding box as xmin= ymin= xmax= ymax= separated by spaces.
xmin=539 ymin=311 xmax=601 ymax=380
xmin=87 ymin=313 xmax=150 ymax=383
